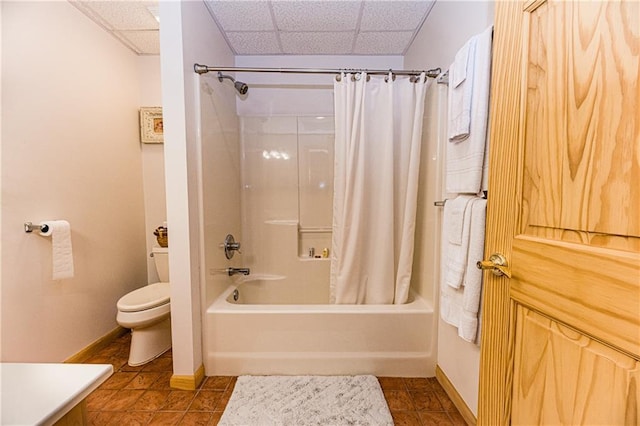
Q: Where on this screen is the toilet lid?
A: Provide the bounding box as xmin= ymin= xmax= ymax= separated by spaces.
xmin=117 ymin=282 xmax=170 ymax=312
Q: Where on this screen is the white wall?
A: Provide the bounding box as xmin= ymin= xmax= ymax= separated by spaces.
xmin=1 ymin=1 xmax=147 ymax=361
xmin=405 ymin=0 xmax=495 ymax=417
xmin=138 ymin=56 xmax=166 ymax=283
xmin=405 ymin=1 xmax=495 ymax=71
xmin=160 ymin=1 xmax=238 ymax=378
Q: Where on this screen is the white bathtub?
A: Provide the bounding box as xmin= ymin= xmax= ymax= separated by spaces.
xmin=205 ymin=278 xmax=435 ymax=377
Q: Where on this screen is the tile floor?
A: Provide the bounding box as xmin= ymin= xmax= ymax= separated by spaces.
xmin=84 ymin=333 xmax=466 ymax=425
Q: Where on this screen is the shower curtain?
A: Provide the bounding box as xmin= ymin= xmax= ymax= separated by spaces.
xmin=330 ymin=72 xmax=430 ymax=304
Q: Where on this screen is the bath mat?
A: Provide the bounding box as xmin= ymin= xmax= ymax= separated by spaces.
xmin=218 ymin=375 xmax=393 ymax=426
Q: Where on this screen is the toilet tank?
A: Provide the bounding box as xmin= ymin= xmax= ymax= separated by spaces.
xmin=152 ymin=247 xmax=169 ymax=283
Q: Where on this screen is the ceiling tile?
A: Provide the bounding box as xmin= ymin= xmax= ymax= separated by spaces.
xmin=280 ymin=32 xmax=354 ymax=55
xmin=225 ymin=32 xmax=281 ymax=55
xmin=205 ymin=1 xmax=274 ymax=31
xmin=76 ymin=1 xmax=159 ymax=30
xmin=115 ymin=30 xmax=160 ymax=55
xmin=360 ymin=1 xmax=433 ymax=31
xmin=272 ymin=1 xmax=362 ymax=31
xmin=72 ymin=0 xmax=437 ymax=56
xmin=354 ymin=31 xmax=415 ymax=55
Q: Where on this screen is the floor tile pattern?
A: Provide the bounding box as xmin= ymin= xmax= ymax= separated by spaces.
xmin=83 ymin=333 xmax=466 ymax=425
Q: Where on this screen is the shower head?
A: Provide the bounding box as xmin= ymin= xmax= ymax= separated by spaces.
xmin=217 ymin=72 xmax=249 ymax=95
xmin=234 ymin=80 xmax=249 ymax=95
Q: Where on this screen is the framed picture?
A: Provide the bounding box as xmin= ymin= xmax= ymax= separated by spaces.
xmin=139 ymin=107 xmax=164 ymax=143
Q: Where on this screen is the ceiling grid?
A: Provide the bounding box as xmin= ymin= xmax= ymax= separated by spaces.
xmin=71 ymin=0 xmax=435 ymax=56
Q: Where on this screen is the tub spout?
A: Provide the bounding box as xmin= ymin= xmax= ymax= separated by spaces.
xmin=227 ymin=267 xmax=250 ymax=276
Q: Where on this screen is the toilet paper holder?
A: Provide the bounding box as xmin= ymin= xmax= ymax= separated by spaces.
xmin=24 ymin=222 xmax=49 ymax=233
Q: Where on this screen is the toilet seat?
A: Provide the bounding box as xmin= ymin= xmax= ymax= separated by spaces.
xmin=116 ymin=302 xmax=170 ymax=329
xmin=117 ymin=282 xmax=170 ymax=312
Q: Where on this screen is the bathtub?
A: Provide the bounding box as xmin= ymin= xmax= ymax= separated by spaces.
xmin=205 ymin=278 xmax=435 ymax=377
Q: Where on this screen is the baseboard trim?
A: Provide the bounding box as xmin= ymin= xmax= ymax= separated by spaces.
xmin=170 ymin=364 xmax=205 ymax=390
xmin=435 ymin=364 xmax=477 ymax=426
xmin=65 ymin=327 xmax=128 ymax=364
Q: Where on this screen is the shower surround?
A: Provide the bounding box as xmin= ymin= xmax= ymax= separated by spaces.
xmin=201 ymin=114 xmax=436 ymax=377
xmin=240 ymin=116 xmax=334 ymax=290
xmin=197 ymin=56 xmax=439 ymax=378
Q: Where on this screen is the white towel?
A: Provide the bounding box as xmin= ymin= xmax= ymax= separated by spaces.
xmin=40 ymin=220 xmax=74 ymax=280
xmin=459 ymin=198 xmax=486 ymax=343
xmin=443 ymin=195 xmax=475 ymax=289
xmin=447 ymin=195 xmax=471 ymax=245
xmin=440 ymin=220 xmax=463 ymax=328
xmin=440 ymin=286 xmax=463 ymax=329
xmin=446 ymin=25 xmax=493 ymax=194
xmin=439 ymin=198 xmax=487 ymax=345
xmin=447 ymin=37 xmax=476 ymax=142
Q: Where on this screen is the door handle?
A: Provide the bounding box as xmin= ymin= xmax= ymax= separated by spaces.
xmin=477 ymin=253 xmax=512 ymax=278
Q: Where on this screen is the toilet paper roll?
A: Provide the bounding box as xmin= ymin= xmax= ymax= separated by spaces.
xmin=39 ymin=220 xmax=74 ymax=280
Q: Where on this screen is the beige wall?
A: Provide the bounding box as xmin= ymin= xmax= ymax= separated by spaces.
xmin=411 ymin=83 xmax=445 ymax=304
xmin=138 ymin=56 xmax=166 ymax=283
xmin=199 ymin=70 xmax=241 ymax=310
xmin=405 ymin=0 xmax=495 ymax=417
xmin=1 ymin=1 xmax=147 ymax=361
xmin=160 ymin=1 xmax=238 ymax=377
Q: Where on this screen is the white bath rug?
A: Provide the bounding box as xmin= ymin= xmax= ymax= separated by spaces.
xmin=218 ymin=375 xmax=393 ymax=426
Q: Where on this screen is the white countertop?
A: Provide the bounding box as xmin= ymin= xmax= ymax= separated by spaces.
xmin=0 ymin=363 xmax=113 ymax=426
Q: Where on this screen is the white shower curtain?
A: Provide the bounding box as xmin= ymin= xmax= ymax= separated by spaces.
xmin=330 ymin=72 xmax=430 ymax=304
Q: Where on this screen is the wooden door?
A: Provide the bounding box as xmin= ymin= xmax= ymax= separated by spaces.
xmin=479 ymin=1 xmax=640 ymax=424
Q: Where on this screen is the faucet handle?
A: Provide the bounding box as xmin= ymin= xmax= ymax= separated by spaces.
xmin=222 ymin=234 xmax=242 ymax=259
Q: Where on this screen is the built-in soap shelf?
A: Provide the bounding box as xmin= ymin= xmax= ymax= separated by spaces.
xmin=298 ymin=225 xmax=331 ymax=259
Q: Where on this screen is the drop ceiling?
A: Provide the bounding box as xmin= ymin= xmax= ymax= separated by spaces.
xmin=71 ymin=1 xmax=161 ymax=55
xmin=71 ymin=0 xmax=436 ymax=56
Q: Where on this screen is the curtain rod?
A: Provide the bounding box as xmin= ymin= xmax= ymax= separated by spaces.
xmin=193 ymin=64 xmax=442 ymax=79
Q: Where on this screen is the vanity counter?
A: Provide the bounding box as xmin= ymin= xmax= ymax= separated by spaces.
xmin=1 ymin=362 xmax=113 ymax=425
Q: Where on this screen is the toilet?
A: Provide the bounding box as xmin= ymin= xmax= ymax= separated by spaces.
xmin=116 ymin=247 xmax=171 ymax=366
